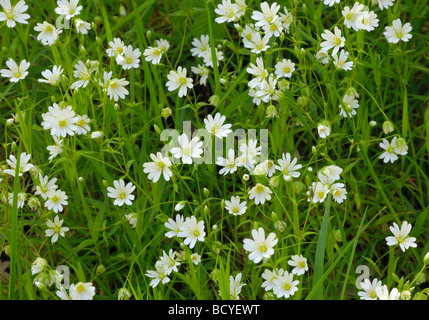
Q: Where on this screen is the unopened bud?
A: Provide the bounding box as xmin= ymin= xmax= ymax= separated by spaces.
xmin=382 ymin=120 xmax=394 ymax=134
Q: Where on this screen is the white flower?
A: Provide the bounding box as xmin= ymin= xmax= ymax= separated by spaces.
xmin=107 ymin=179 xmax=136 ymax=206
xmin=106 ymin=38 xmax=125 ymax=57
xmin=244 ymin=31 xmax=271 ymax=54
xmin=317 ymin=122 xmax=331 ymax=138
xmin=323 ymin=0 xmax=340 ymax=6
xmin=375 ymin=0 xmax=395 ymax=11
xmin=253 ymin=159 xmax=276 ymax=177
xmin=275 ymin=152 xmax=302 ymax=181
xmin=158 ymin=249 xmax=181 ymax=274
xmin=239 ymin=24 xmax=257 ymax=48
xmin=247 ymin=57 xmax=268 ymax=89
xmin=243 ymin=227 xmax=278 ymax=263
xmin=216 ymin=149 xmax=237 ymax=175
xmin=0 ymin=0 xmax=30 ymax=28
xmin=45 ymin=215 xmax=69 ymax=243
xmin=225 ymin=196 xmax=247 ymax=216
xmin=202 ymin=47 xmax=224 ymax=68
xmin=35 ymin=174 xmax=58 ymax=200
xmin=108 ymin=77 xmax=129 ymax=101
xmin=384 ymin=19 xmax=412 ymax=43
xmin=274 ymin=59 xmax=295 ymax=79
xmin=190 ymin=34 xmax=210 ymax=58
xmin=311 ymin=182 xmax=330 ymax=204
xmin=41 ymin=104 xmax=78 ymax=137
xmin=204 ymin=112 xmax=232 ymax=138
xmin=45 ymin=189 xmax=68 ymax=213
xmin=39 ymin=65 xmax=64 ymax=85
xmin=251 ymin=1 xmax=280 ymax=28
xmin=70 ymin=60 xmax=90 ymax=89
xmin=166 ymin=66 xmax=193 ymax=98
xmin=178 ymin=216 xmax=206 ymax=249
xmin=255 ymin=76 xmax=279 ymax=103
xmin=228 ymin=273 xmax=245 ymax=300
xmin=386 ymin=221 xmax=417 ymax=252
xmin=156 ymin=39 xmax=170 ymax=54
xmin=358 ymin=278 xmax=382 ymax=300
xmin=234 ymin=0 xmax=247 ymax=19
xmin=75 ymin=19 xmax=91 ymax=34
xmin=118 ymin=45 xmax=141 ymax=69
xmin=55 ymin=0 xmax=82 ymax=20
xmin=339 ymin=94 xmax=359 ymax=118
xmin=125 ymin=212 xmax=138 ymax=228
xmin=190 ymin=253 xmax=201 ymax=265
xmin=333 ymin=49 xmax=354 ymax=71
xmin=34 ymin=22 xmax=62 ymax=46
xmin=143 ymin=46 xmax=162 ymax=65
xmin=75 ymin=114 xmax=91 ymax=135
xmin=315 ymin=49 xmax=330 ymax=64
xmin=342 ymin=2 xmax=364 ymax=31
xmin=356 ymin=10 xmax=379 ymax=32
xmin=4 ymin=152 xmax=33 ymax=177
xmin=279 ymin=7 xmax=293 ymax=33
xmin=320 ymin=26 xmax=345 ymax=56
xmin=272 ymin=271 xmax=299 ymax=298
xmin=143 ymin=152 xmax=173 ymax=183
xmin=170 ymin=133 xmax=203 ymax=165
xmin=191 ymin=64 xmax=210 ymax=86
xmin=375 ymin=285 xmax=400 ymax=300
xmin=261 ymin=268 xmax=283 ymax=291
xmin=0 ymin=58 xmax=30 ymax=82
xmin=8 ymin=192 xmax=26 ymax=208
xmin=287 ymin=255 xmax=309 ymax=276
xmin=248 ymin=183 xmax=272 ymax=205
xmin=214 ymin=0 xmax=239 ymax=24
xmin=318 ymin=165 xmax=343 ymax=184
xmin=146 ymin=265 xmax=171 ymax=287
xmin=164 ymin=214 xmax=185 ymax=238
xmin=379 ymin=137 xmax=400 ymax=163
xmin=330 ymin=183 xmax=347 ymax=204
xmin=31 ymin=257 xmax=48 ymax=275
xmin=69 ymin=282 xmax=95 ymax=300
xmin=262 ymin=17 xmax=284 ymax=38
xmin=47 ymin=135 xmax=64 ymax=162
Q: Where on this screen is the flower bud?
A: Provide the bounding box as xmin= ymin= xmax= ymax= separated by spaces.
xmin=91 ymin=131 xmax=103 ymax=139
xmin=153 ymin=124 xmax=161 ymax=135
xmin=161 ymin=107 xmax=172 ymax=118
xmin=175 ymin=201 xmax=185 ymax=211
xmin=209 ymin=95 xmax=221 ymax=107
xmin=96 ymin=264 xmax=106 ymax=275
xmin=424 ymin=251 xmax=429 ymax=266
xmin=369 ymin=120 xmax=377 ymax=127
xmin=266 ymin=105 xmax=277 ymax=118
xmin=382 ymin=120 xmax=394 ymax=134
xmin=297 ymin=96 xmax=310 ymax=107
xmin=203 ymin=187 xmax=209 ymax=198
xmin=274 ymin=220 xmax=287 ymax=233
xmin=4 ymin=245 xmax=11 ymax=257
